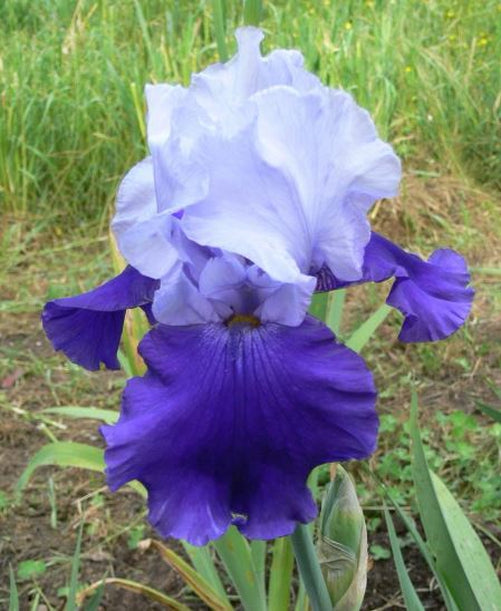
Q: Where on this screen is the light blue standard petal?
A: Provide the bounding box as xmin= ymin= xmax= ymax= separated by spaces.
xmin=253 ymin=86 xmax=401 ymax=280
xmin=112 ymin=157 xmax=179 ymax=279
xmin=249 ymin=267 xmax=317 ymax=326
xmin=125 ymin=28 xmax=401 ymax=300
xmin=190 ymin=27 xmax=321 ymax=129
xmin=180 ymin=124 xmax=312 ymax=285
xmin=150 ymin=252 xmax=317 ymax=328
xmin=152 ymin=262 xmax=222 ymax=326
xmin=180 ymin=85 xmax=400 ymax=285
xmin=198 ymin=254 xmax=249 ymax=314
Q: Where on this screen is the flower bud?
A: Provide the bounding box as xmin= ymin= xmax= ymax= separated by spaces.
xmin=317 ymin=465 xmax=368 ymax=610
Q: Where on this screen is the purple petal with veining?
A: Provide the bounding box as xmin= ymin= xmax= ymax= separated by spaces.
xmin=102 ymin=316 xmax=377 ymax=544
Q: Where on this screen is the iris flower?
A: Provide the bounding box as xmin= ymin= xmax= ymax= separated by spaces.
xmin=42 ymin=28 xmax=473 ymax=545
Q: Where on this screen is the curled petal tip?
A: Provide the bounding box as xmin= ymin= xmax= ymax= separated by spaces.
xmin=235 ymin=26 xmax=265 ymax=50
xmin=41 ymin=267 xmax=158 ymax=371
xmin=315 ymin=233 xmax=473 ymax=343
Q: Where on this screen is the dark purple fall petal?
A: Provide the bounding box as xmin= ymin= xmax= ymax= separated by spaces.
xmin=316 ymin=232 xmax=474 ymax=342
xmin=102 ymin=316 xmax=377 ymax=545
xmin=42 ymin=267 xmax=159 ymax=370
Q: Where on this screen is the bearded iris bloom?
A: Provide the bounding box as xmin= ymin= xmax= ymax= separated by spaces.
xmin=42 ymin=28 xmax=473 ymax=546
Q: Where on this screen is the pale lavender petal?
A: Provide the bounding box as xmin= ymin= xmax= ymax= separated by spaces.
xmin=152 ymin=262 xmax=221 ymax=325
xmin=112 ymin=157 xmax=180 ymax=278
xmin=254 ymin=87 xmax=401 ymax=280
xmin=190 ymin=27 xmax=320 ymax=128
xmin=198 ymin=254 xmax=248 ymax=314
xmin=113 ymin=157 xmax=156 ymax=236
xmin=145 ymin=84 xmax=187 ymax=149
xmin=181 ymin=86 xmax=400 ymax=285
xmin=180 ymin=126 xmax=311 ymax=284
xmin=251 ymin=270 xmax=317 ymax=326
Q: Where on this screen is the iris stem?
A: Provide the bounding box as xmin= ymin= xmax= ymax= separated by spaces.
xmin=291 ymin=524 xmax=332 ymax=611
xmin=212 ymin=0 xmax=228 ymax=62
xmin=243 ymin=0 xmax=262 ymax=26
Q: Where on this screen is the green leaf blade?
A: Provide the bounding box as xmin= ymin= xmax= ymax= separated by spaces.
xmin=214 ymin=527 xmax=267 ymax=611
xmin=182 ymin=543 xmax=228 ymax=601
xmin=250 ymin=539 xmax=267 ymax=602
xmin=384 ymin=508 xmax=425 ymax=611
xmin=41 ymin=406 xmax=119 ymax=424
xmin=325 ymin=289 xmax=346 ymax=336
xmin=345 ymin=304 xmax=391 ymax=353
xmin=15 ymin=442 xmax=145 ymax=500
xmin=16 ymin=442 xmax=105 ymax=498
xmin=67 ymin=521 xmax=84 ymax=611
xmin=147 ymin=540 xmax=231 ymax=611
xmin=430 ymin=471 xmax=501 ymax=610
xmin=475 ymin=400 xmax=501 ymax=423
xmin=268 ymin=537 xmax=294 ymax=611
xmin=9 ymin=565 xmax=19 ymax=611
xmin=79 ymin=577 xmax=189 ymax=610
xmin=410 ymin=392 xmax=501 ymax=611
xmin=309 ymin=292 xmax=330 ymax=322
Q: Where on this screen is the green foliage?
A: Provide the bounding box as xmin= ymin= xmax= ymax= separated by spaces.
xmin=0 ymin=490 xmax=9 ymax=513
xmin=41 ymin=405 xmax=119 ymax=424
xmin=384 ymin=508 xmax=425 ymax=611
xmin=374 ymin=410 xmax=501 ymax=520
xmin=214 ymin=527 xmax=267 ymax=611
xmin=325 ymin=289 xmax=346 ymax=337
xmin=268 ymin=537 xmax=294 ymax=611
xmin=81 ymin=580 xmax=105 ymax=611
xmin=80 ymin=578 xmax=189 ymax=610
xmin=476 ymin=399 xmax=501 ymax=423
xmin=213 ymin=0 xmax=229 ymax=61
xmin=345 ymin=304 xmax=392 ymax=353
xmin=410 ymin=391 xmax=501 ymax=610
xmin=127 ymin=525 xmax=147 ymax=550
xmin=16 ymin=442 xmax=105 ymax=498
xmin=291 ymin=525 xmax=333 ymax=611
xmin=8 ymin=566 xmax=19 ymax=611
xmin=378 ymin=392 xmax=501 ymax=610
xmin=16 ymin=559 xmax=47 ymax=581
xmin=368 ymin=544 xmax=390 ymax=561
xmin=244 ymin=0 xmax=263 ymax=27
xmin=383 ymin=490 xmax=456 ymax=609
xmin=182 ymin=544 xmax=228 ymax=600
xmin=144 ymin=539 xmax=233 ymax=610
xmin=15 ymin=441 xmax=146 ymax=499
xmin=2 ymin=0 xmax=500 ymax=221
xmin=67 ymin=521 xmax=84 ymax=611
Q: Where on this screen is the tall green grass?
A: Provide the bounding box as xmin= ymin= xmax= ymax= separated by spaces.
xmin=1 ymin=0 xmax=500 ymax=223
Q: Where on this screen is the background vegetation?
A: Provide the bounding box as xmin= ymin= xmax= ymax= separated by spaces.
xmin=1 ymin=0 xmax=500 ymax=222
xmin=1 ymin=0 xmax=500 ymax=608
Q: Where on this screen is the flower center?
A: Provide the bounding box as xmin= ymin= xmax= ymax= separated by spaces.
xmin=226 ymin=313 xmax=261 ymax=328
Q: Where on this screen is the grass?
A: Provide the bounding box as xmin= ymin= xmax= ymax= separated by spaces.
xmin=1 ymin=0 xmax=501 ymax=607
xmin=1 ymin=0 xmax=501 ymax=222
